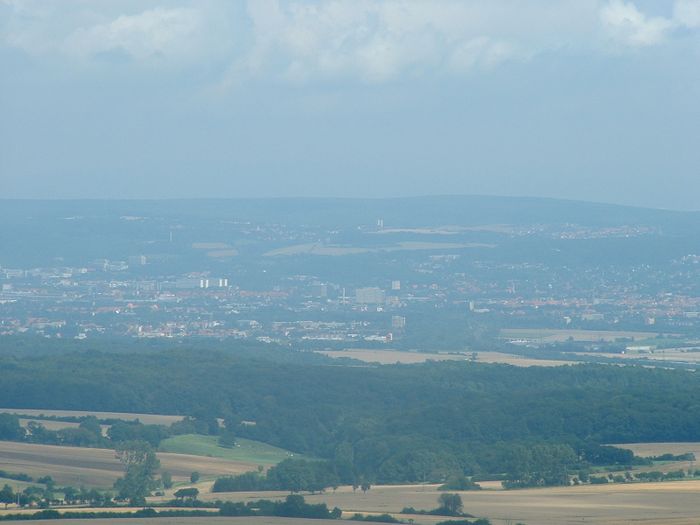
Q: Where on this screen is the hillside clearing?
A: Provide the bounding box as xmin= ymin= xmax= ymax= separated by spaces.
xmin=158 ymin=435 xmax=295 ymax=466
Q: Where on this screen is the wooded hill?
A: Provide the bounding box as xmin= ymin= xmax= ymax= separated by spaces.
xmin=1 ymin=343 xmax=698 ymax=485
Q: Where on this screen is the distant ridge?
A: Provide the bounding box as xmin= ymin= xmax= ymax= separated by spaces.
xmin=0 ymin=195 xmax=697 ymax=229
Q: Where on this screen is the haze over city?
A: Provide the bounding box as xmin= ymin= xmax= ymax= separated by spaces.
xmin=4 ymin=3 xmax=700 ymax=525
xmin=2 ymin=0 xmax=700 ymax=208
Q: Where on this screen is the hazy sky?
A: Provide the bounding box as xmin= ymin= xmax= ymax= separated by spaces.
xmin=1 ymin=1 xmax=699 ymax=208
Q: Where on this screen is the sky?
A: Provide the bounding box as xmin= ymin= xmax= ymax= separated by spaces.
xmin=1 ymin=0 xmax=699 ymax=209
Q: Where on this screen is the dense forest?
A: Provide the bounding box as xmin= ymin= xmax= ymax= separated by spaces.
xmin=1 ymin=341 xmax=700 ymax=485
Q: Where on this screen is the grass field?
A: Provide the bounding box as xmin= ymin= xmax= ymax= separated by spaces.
xmin=158 ymin=435 xmax=295 ymax=466
xmin=0 ymin=408 xmax=183 ymax=426
xmin=0 ymin=441 xmax=262 ymax=488
xmin=500 ymin=328 xmax=660 ymax=342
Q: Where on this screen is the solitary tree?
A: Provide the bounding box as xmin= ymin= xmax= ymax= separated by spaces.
xmin=218 ymin=430 xmax=236 ymax=448
xmin=113 ymin=440 xmax=160 ymax=505
xmin=190 ymin=472 xmax=200 ymax=483
xmin=174 ymin=487 xmax=199 ymax=501
xmin=160 ymin=472 xmax=173 ymax=489
xmin=438 ymin=493 xmax=463 ymax=515
xmin=0 ymin=414 xmax=25 ymax=441
xmin=0 ymin=485 xmax=15 ymax=510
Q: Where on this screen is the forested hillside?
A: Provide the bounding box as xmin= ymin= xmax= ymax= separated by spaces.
xmin=1 ymin=343 xmax=700 ymax=484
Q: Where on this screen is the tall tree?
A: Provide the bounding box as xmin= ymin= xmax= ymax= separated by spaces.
xmin=113 ymin=440 xmax=160 ymax=506
xmin=0 ymin=414 xmax=24 ymax=441
xmin=0 ymin=485 xmax=15 ymax=510
xmin=438 ymin=493 xmax=463 ymax=515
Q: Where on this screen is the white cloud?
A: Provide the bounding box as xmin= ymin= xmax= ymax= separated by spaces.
xmin=2 ymin=0 xmax=698 ymax=84
xmin=448 ymin=37 xmax=519 ymax=72
xmin=234 ymin=0 xmax=556 ymax=84
xmin=600 ymin=0 xmax=673 ymax=46
xmin=1 ymin=1 xmax=235 ymax=66
xmin=63 ymin=7 xmax=201 ymax=61
xmin=674 ymin=0 xmax=700 ymax=28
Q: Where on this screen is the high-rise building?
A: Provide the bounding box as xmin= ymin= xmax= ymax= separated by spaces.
xmin=391 ymin=315 xmax=406 ymax=330
xmin=310 ymin=283 xmax=328 ymax=298
xmin=355 ymin=287 xmax=385 ymax=304
xmin=128 ymin=255 xmax=147 ymax=266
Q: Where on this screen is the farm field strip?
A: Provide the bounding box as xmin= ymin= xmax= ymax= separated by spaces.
xmin=1 ymin=519 xmax=346 ymax=525
xmin=315 ymin=349 xmax=470 ymax=364
xmin=264 ymin=241 xmax=493 ymax=257
xmin=18 ymin=418 xmax=81 ymax=431
xmin=468 ymin=351 xmax=575 ymax=367
xmin=613 ymin=442 xmax=700 ymax=458
xmin=0 ymin=408 xmax=183 ymax=426
xmin=193 ymin=480 xmax=700 ymax=525
xmin=500 ymin=328 xmax=661 ymax=342
xmin=0 ymin=507 xmax=218 ymax=517
xmin=317 ymin=348 xmax=574 ymax=367
xmin=0 ymin=441 xmax=259 ymax=488
xmin=17 ymin=418 xmax=110 ymax=436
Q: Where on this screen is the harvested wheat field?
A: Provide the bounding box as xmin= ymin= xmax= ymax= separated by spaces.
xmin=0 ymin=441 xmax=258 ymax=487
xmin=316 ymin=349 xmax=470 ymax=364
xmin=199 ymin=481 xmax=700 ymax=525
xmin=500 ymin=328 xmax=659 ymax=343
xmin=0 ymin=408 xmax=183 ymax=426
xmin=468 ymin=351 xmax=575 ymax=367
xmin=615 ymin=442 xmax=700 ymax=458
xmin=317 ymin=349 xmax=573 ymax=367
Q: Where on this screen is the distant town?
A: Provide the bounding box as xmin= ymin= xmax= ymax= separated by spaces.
xmin=2 ymin=203 xmax=699 ymax=350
